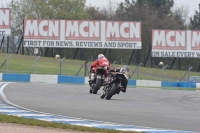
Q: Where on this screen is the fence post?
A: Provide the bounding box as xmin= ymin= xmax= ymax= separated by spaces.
xmin=34 ymin=56 xmax=40 ymax=74
xmin=137 ymin=63 xmax=142 ymax=79
xmin=6 ymin=54 xmax=13 ymax=73
xmin=84 ymin=60 xmax=89 ymax=76
xmin=7 ymin=36 xmax=9 ymax=53
xmin=84 ymin=62 xmax=87 ymax=76
xmin=188 ymin=65 xmax=192 ymax=82
xmin=179 ymin=65 xmax=192 ymax=82
xmin=130 ymin=63 xmax=142 ymax=79
xmin=159 ymin=62 xmax=168 ymax=81
xmin=162 ymin=64 xmax=168 ymax=81
xmin=0 ymin=35 xmax=5 ymax=49
xmin=59 ymin=57 xmax=65 ymax=75
xmin=76 ymin=64 xmax=84 ymax=76
xmin=16 ymin=36 xmax=23 ymax=54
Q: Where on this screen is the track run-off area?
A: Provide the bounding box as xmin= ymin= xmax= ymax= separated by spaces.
xmin=0 ymin=82 xmax=200 ymax=133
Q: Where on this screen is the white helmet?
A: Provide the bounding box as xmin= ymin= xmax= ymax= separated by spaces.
xmin=98 ymin=54 xmax=105 ymax=60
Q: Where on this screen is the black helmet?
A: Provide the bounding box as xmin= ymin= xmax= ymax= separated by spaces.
xmin=122 ymin=65 xmax=129 ymax=71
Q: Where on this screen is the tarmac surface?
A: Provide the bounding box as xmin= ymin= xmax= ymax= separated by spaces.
xmin=2 ymin=83 xmax=200 ymax=132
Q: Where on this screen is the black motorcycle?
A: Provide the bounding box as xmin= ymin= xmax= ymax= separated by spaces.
xmin=100 ymin=69 xmax=129 ymax=100
xmin=89 ymin=66 xmax=108 ymax=94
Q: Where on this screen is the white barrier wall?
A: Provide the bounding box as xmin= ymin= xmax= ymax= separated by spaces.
xmin=0 ymin=73 xmax=2 ymax=81
xmin=44 ymin=75 xmax=58 ymax=84
xmin=197 ymin=83 xmax=200 ymax=88
xmin=136 ymin=80 xmax=161 ymax=87
xmin=85 ymin=77 xmax=89 ymax=85
xmin=30 ymin=74 xmax=58 ymax=84
xmin=30 ymin=74 xmax=45 ymax=83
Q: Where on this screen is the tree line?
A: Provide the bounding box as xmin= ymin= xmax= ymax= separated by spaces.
xmin=3 ymin=0 xmax=200 ymax=71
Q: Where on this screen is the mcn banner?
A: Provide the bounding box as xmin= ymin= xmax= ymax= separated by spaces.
xmin=152 ymin=29 xmax=200 ymax=58
xmin=0 ymin=8 xmax=11 ymax=36
xmin=23 ymin=20 xmax=142 ymax=49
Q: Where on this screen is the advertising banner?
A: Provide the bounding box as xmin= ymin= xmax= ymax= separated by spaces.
xmin=152 ymin=29 xmax=200 ymax=58
xmin=23 ymin=20 xmax=142 ymax=49
xmin=0 ymin=8 xmax=11 ymax=36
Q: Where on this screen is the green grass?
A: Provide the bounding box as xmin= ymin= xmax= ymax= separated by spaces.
xmin=1 ymin=53 xmax=200 ymax=81
xmin=0 ymin=53 xmax=87 ymax=76
xmin=0 ymin=114 xmax=142 ymax=133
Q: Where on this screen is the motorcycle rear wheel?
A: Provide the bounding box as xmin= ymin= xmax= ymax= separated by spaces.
xmin=106 ymin=83 xmax=118 ymax=100
xmin=93 ymin=78 xmax=101 ymax=94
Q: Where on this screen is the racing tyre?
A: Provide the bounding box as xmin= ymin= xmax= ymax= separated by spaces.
xmin=93 ymin=78 xmax=101 ymax=94
xmin=106 ymin=83 xmax=118 ymax=100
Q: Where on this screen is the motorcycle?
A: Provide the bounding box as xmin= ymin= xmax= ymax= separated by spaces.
xmin=100 ymin=68 xmax=129 ymax=100
xmin=89 ymin=66 xmax=109 ymax=94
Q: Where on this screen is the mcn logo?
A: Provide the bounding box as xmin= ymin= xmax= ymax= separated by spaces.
xmin=152 ymin=30 xmax=187 ymax=50
xmin=191 ymin=31 xmax=200 ymax=50
xmin=106 ymin=21 xmax=141 ymax=41
xmin=24 ymin=20 xmax=60 ymax=40
xmin=65 ymin=20 xmax=100 ymax=40
xmin=23 ymin=19 xmax=142 ymax=44
xmin=0 ymin=8 xmax=10 ymax=29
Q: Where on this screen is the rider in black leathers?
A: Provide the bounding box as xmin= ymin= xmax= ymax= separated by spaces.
xmin=108 ymin=65 xmax=129 ymax=93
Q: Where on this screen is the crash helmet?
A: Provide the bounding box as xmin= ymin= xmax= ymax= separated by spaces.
xmin=98 ymin=54 xmax=105 ymax=60
xmin=120 ymin=65 xmax=129 ymax=73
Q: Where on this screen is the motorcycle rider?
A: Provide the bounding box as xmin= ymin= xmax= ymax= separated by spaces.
xmin=89 ymin=54 xmax=111 ymax=83
xmin=108 ymin=65 xmax=129 ymax=93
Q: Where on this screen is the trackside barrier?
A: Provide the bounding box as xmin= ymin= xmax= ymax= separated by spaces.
xmin=0 ymin=73 xmax=199 ymax=88
xmin=2 ymin=73 xmax=30 ymax=82
xmin=58 ymin=75 xmax=84 ymax=84
xmin=197 ymin=83 xmax=200 ymax=88
xmin=178 ymin=82 xmax=196 ymax=88
xmin=136 ymin=80 xmax=161 ymax=87
xmin=84 ymin=77 xmax=89 ymax=84
xmin=30 ymin=74 xmax=58 ymax=84
xmin=128 ymin=80 xmax=136 ymax=86
xmin=162 ymin=81 xmax=196 ymax=88
xmin=161 ymin=81 xmax=179 ymax=87
xmin=0 ymin=73 xmax=2 ymax=81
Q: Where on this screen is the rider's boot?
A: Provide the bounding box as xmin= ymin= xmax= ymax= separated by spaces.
xmin=120 ymin=87 xmax=126 ymax=93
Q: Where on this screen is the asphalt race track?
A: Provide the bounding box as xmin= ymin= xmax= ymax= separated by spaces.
xmin=2 ymin=83 xmax=200 ymax=132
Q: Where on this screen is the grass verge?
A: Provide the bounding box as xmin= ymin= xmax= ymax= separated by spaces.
xmin=0 ymin=114 xmax=143 ymax=133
